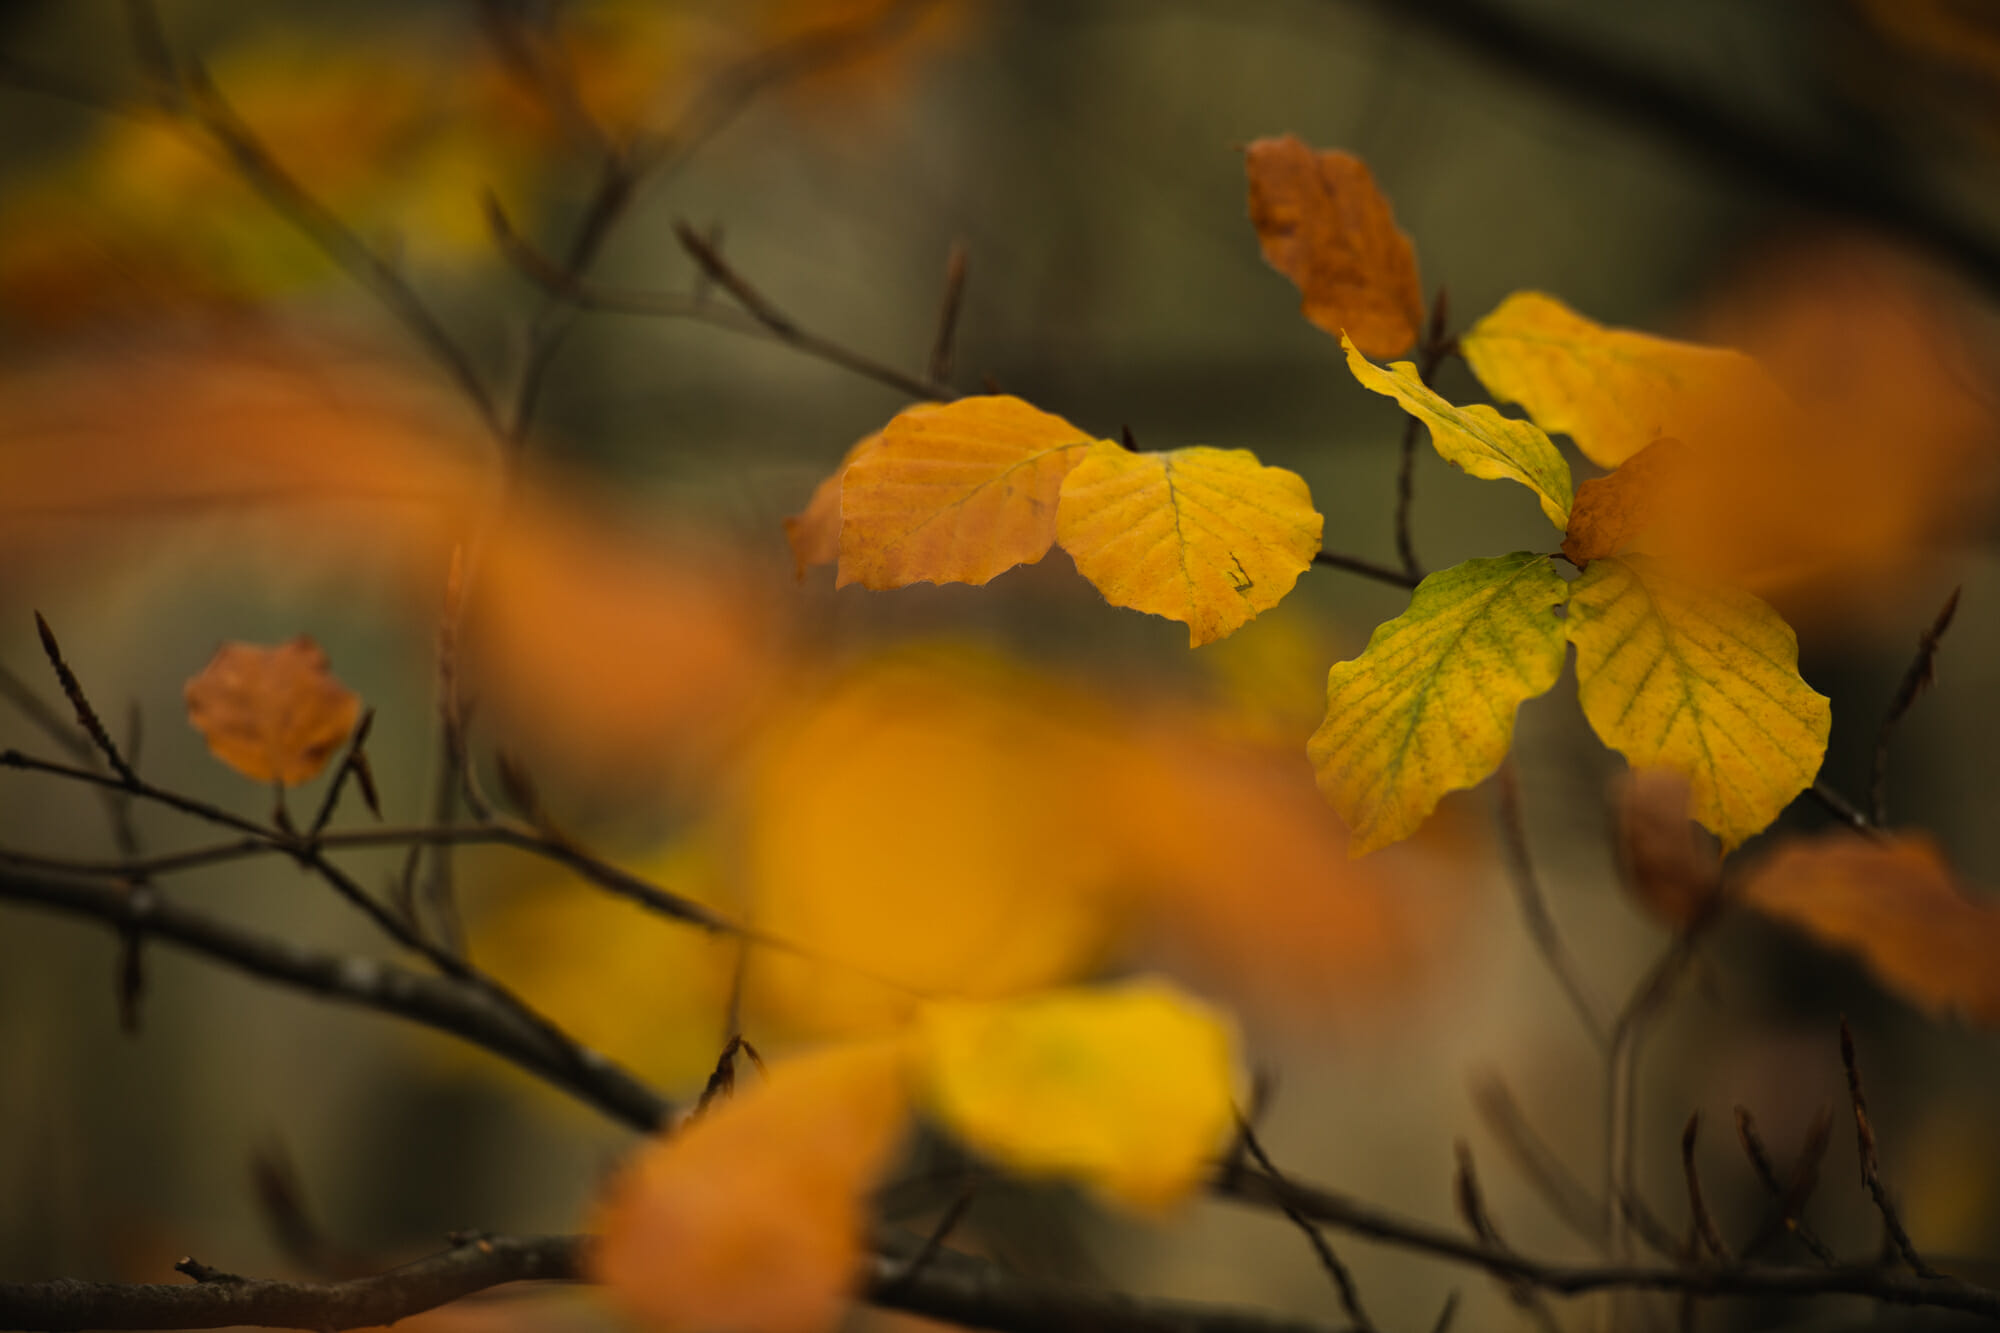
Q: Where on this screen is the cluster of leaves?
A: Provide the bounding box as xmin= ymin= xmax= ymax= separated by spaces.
xmin=793 ymin=134 xmax=1833 ymax=860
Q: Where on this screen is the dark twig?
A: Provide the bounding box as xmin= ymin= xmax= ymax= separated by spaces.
xmin=1871 ymin=587 xmax=1960 ymax=826
xmin=1680 ymin=1114 xmax=1730 ymax=1264
xmin=33 ymin=614 xmax=139 ymax=786
xmin=1808 ymin=781 xmax=1878 ymax=836
xmin=1235 ymin=1119 xmax=1379 ymax=1333
xmin=1427 ymin=1291 xmax=1461 ymax=1333
xmin=1451 ymin=1142 xmax=1561 ymax=1333
xmin=881 ymin=1182 xmax=981 ymax=1296
xmin=1735 ymin=1105 xmax=1838 ymax=1265
xmin=1493 ymin=762 xmax=1610 ymax=1049
xmin=1841 ymin=1019 xmax=1937 ymax=1277
xmin=1311 ymin=550 xmax=1422 ymax=589
xmin=928 ymin=241 xmax=969 ymax=384
xmin=1394 ymin=289 xmax=1451 ymax=580
xmin=307 ymin=710 xmax=378 ymax=839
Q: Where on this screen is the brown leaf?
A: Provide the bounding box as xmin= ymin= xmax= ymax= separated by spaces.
xmin=1245 ymin=135 xmax=1424 ymax=358
xmin=184 ymin=637 xmax=362 ymax=786
xmin=1615 ymin=767 xmax=1721 ymax=928
xmin=1741 ymin=833 xmax=2000 ymax=1026
xmin=1563 ymin=437 xmax=1691 ymax=566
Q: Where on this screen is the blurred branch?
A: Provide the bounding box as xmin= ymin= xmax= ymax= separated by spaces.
xmin=1871 ymin=587 xmax=1961 ymax=826
xmin=1358 ymin=0 xmax=2000 ymax=298
xmin=1492 ymin=762 xmax=1610 ymax=1050
xmin=0 ymin=868 xmax=670 ymax=1131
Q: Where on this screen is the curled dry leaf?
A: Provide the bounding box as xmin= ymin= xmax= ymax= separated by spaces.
xmin=836 ymin=396 xmax=1096 ymax=589
xmin=184 ymin=637 xmax=362 ymax=787
xmin=591 ymin=1039 xmax=913 ymax=1333
xmin=1245 ymin=135 xmax=1424 ymax=358
xmin=1741 ymin=833 xmax=2000 ymax=1027
xmin=1615 ymin=767 xmax=1721 ymax=929
xmin=916 ymin=978 xmax=1240 ymax=1212
xmin=1055 ymin=442 xmax=1322 ymax=647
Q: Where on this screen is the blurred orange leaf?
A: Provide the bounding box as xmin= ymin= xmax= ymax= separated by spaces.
xmin=1741 ymin=833 xmax=2000 ymax=1026
xmin=1244 ymin=135 xmax=1423 ymax=358
xmin=836 ymin=396 xmax=1096 ymax=589
xmin=1562 ymin=436 xmax=1690 ymax=566
xmin=592 ymin=1039 xmax=913 ymax=1333
xmin=183 ymin=636 xmax=361 ymax=786
xmin=1055 ymin=442 xmax=1322 ymax=647
xmin=1614 ymin=768 xmax=1720 ymax=929
xmin=916 ymin=979 xmax=1239 ymax=1212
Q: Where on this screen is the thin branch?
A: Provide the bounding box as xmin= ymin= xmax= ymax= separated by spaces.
xmin=1492 ymin=761 xmax=1610 ymax=1049
xmin=1871 ymin=587 xmax=1960 ymax=826
xmin=1735 ymin=1105 xmax=1838 ymax=1266
xmin=0 ymin=869 xmax=669 ymax=1131
xmin=33 ymin=613 xmax=139 ymax=786
xmin=1605 ymin=921 xmax=1712 ymax=1257
xmin=929 ymin=241 xmax=970 ymax=384
xmin=1311 ymin=550 xmax=1422 ymax=589
xmin=1234 ymin=1120 xmax=1379 ymax=1332
xmin=1680 ymin=1114 xmax=1730 ymax=1264
xmin=1840 ymin=1019 xmax=1937 ymax=1277
xmin=1468 ymin=1072 xmax=1608 ymax=1249
xmin=1808 ymin=781 xmax=1877 ymax=836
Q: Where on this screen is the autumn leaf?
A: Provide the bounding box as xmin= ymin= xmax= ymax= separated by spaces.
xmin=184 ymin=637 xmax=362 ymax=787
xmin=1561 ymin=436 xmax=1690 ymax=566
xmin=1741 ymin=834 xmax=2000 ymax=1026
xmin=1342 ymin=335 xmax=1572 ymax=529
xmin=915 ymin=978 xmax=1239 ymax=1212
xmin=1614 ymin=768 xmax=1721 ymax=929
xmin=591 ymin=1039 xmax=913 ymax=1333
xmin=836 ymin=396 xmax=1097 ymax=589
xmin=785 ymin=430 xmax=885 ymax=578
xmin=1459 ymin=291 xmax=1782 ymax=470
xmin=1309 ymin=553 xmax=1569 ymax=855
xmin=1244 ymin=135 xmax=1424 ymax=358
xmin=1055 ymin=442 xmax=1322 ymax=647
xmin=1566 ymin=555 xmax=1829 ymax=850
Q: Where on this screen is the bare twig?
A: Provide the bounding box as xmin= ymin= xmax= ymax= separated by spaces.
xmin=1311 ymin=550 xmax=1423 ymax=589
xmin=1735 ymin=1105 xmax=1838 ymax=1265
xmin=307 ymin=710 xmax=379 ymax=839
xmin=1808 ymin=781 xmax=1878 ymax=836
xmin=33 ymin=614 xmax=139 ymax=786
xmin=1605 ymin=920 xmax=1713 ymax=1258
xmin=1234 ymin=1120 xmax=1378 ymax=1332
xmin=1841 ymin=1019 xmax=1937 ymax=1277
xmin=929 ymin=241 xmax=969 ymax=384
xmin=1493 ymin=762 xmax=1610 ymax=1049
xmin=1469 ymin=1073 xmax=1607 ymax=1248
xmin=1680 ymin=1114 xmax=1730 ymax=1263
xmin=1871 ymin=587 xmax=1960 ymax=826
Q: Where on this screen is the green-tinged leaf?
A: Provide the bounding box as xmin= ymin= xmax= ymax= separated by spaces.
xmin=1342 ymin=334 xmax=1572 ymax=530
xmin=1567 ymin=555 xmax=1830 ymax=850
xmin=1309 ymin=553 xmax=1569 ymax=854
xmin=1056 ymin=442 xmax=1323 ymax=647
xmin=1460 ymin=290 xmax=1784 ymax=469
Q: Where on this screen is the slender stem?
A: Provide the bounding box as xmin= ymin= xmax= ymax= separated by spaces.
xmin=1870 ymin=587 xmax=1960 ymax=826
xmin=1311 ymin=550 xmax=1422 ymax=589
xmin=1493 ymin=762 xmax=1610 ymax=1050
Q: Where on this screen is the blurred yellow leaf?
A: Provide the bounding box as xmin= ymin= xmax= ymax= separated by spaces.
xmin=183 ymin=637 xmax=361 ymax=787
xmin=1055 ymin=442 xmax=1322 ymax=647
xmin=1309 ymin=553 xmax=1569 ymax=855
xmin=592 ymin=1039 xmax=913 ymax=1333
xmin=785 ymin=430 xmax=884 ymax=578
xmin=1342 ymin=335 xmax=1572 ymax=529
xmin=1459 ymin=290 xmax=1783 ymax=470
xmin=837 ymin=396 xmax=1096 ymax=590
xmin=1741 ymin=834 xmax=2000 ymax=1026
xmin=1561 ymin=436 xmax=1690 ymax=567
xmin=1244 ymin=135 xmax=1423 ymax=358
xmin=915 ymin=979 xmax=1238 ymax=1212
xmin=1567 ymin=556 xmax=1828 ymax=850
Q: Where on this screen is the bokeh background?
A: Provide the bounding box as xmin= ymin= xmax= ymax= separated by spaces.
xmin=2 ymin=2 xmax=1999 ymax=1330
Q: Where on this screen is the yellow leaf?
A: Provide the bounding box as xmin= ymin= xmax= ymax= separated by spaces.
xmin=1341 ymin=335 xmax=1572 ymax=530
xmin=591 ymin=1039 xmax=913 ymax=1333
xmin=784 ymin=429 xmax=884 ymax=579
xmin=183 ymin=637 xmax=361 ymax=787
xmin=1055 ymin=442 xmax=1323 ymax=647
xmin=1741 ymin=834 xmax=2000 ymax=1026
xmin=1460 ymin=290 xmax=1782 ymax=469
xmin=1309 ymin=553 xmax=1569 ymax=855
xmin=916 ymin=979 xmax=1239 ymax=1212
xmin=1561 ymin=436 xmax=1690 ymax=566
xmin=836 ymin=396 xmax=1095 ymax=589
xmin=1566 ymin=556 xmax=1829 ymax=851
xmin=1243 ymin=135 xmax=1424 ymax=358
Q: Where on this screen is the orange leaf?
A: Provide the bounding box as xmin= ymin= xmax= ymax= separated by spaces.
xmin=1741 ymin=834 xmax=2000 ymax=1026
xmin=591 ymin=1040 xmax=912 ymax=1333
xmin=1562 ymin=437 xmax=1691 ymax=566
xmin=183 ymin=637 xmax=361 ymax=786
xmin=784 ymin=430 xmax=884 ymax=579
xmin=836 ymin=396 xmax=1095 ymax=589
xmin=1244 ymin=135 xmax=1424 ymax=358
